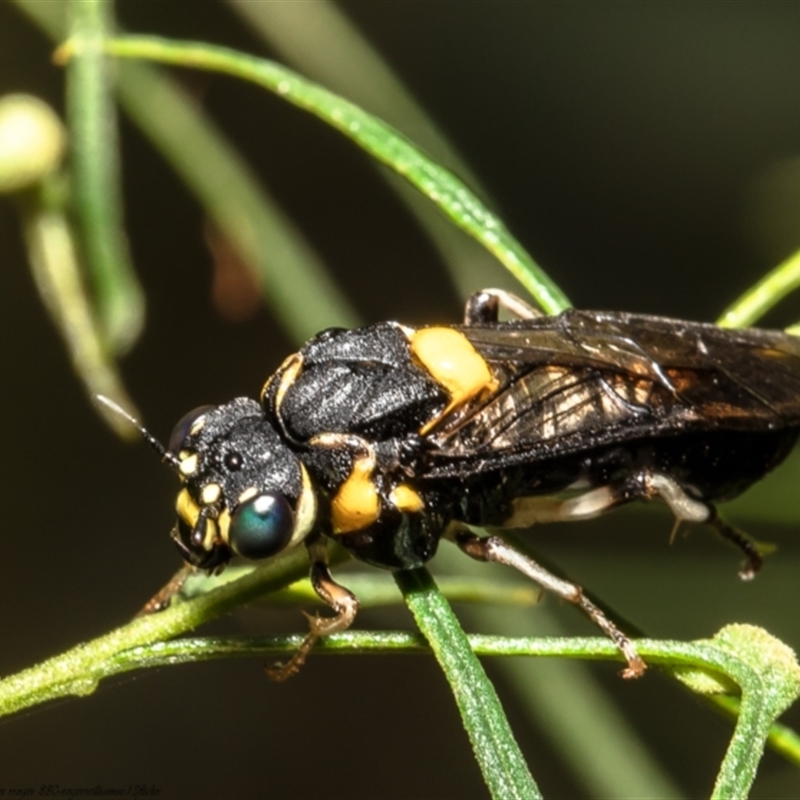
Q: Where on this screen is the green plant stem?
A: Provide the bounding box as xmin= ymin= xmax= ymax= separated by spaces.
xmin=7 ymin=7 xmax=800 ymax=792
xmin=19 ymin=176 xmax=138 ymax=437
xmin=180 ymin=569 xmax=539 ymax=609
xmin=436 ymin=541 xmax=684 ymax=799
xmin=713 ymin=695 xmax=800 ymax=766
xmin=111 ymin=58 xmax=360 ymax=338
xmin=700 ymin=625 xmax=800 ymax=798
xmin=16 ymin=0 xmax=358 ymax=340
xmin=227 ymin=0 xmax=515 ymax=299
xmin=486 ymin=612 xmax=685 ymax=798
xmin=88 ymin=34 xmax=570 ymax=314
xmin=0 ymin=545 xmax=321 ymax=718
xmin=395 ymin=568 xmax=541 ymax=799
xmin=718 ymin=248 xmax=800 ymax=329
xmin=66 ymin=0 xmax=144 ymax=354
xmin=4 ymin=620 xmax=798 ymax=777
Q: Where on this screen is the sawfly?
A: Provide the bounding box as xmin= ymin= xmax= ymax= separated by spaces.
xmin=100 ymin=289 xmax=800 ymax=679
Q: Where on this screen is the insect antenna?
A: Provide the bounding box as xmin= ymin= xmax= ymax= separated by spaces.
xmin=96 ymin=395 xmax=181 ymax=471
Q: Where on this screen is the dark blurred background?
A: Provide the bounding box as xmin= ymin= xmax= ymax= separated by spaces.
xmin=1 ymin=2 xmax=799 ymax=798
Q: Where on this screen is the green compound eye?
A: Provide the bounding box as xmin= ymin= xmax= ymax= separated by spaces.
xmin=229 ymin=493 xmax=295 ymax=560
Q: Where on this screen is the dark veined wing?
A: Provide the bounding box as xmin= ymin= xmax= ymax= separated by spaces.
xmin=423 ymin=310 xmax=800 ymax=477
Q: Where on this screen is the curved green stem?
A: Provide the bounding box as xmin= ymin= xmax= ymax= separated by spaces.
xmin=0 ymin=576 xmax=796 ymax=798
xmin=61 ymin=34 xmax=571 ymax=314
xmin=0 ymin=545 xmax=317 ymax=718
xmin=20 ymin=176 xmax=139 ymax=437
xmin=66 ymin=0 xmax=145 ymax=353
xmin=718 ymin=248 xmax=800 ymax=329
xmin=227 ymin=0 xmax=514 ymax=299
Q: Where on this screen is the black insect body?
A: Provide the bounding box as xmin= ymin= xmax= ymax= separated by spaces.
xmin=105 ymin=290 xmax=800 ymax=679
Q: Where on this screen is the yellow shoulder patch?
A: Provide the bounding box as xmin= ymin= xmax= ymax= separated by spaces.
xmin=408 ymin=327 xmax=498 ymax=433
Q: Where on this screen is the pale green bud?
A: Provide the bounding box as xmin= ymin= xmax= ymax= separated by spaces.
xmin=0 ymin=94 xmax=66 ymax=193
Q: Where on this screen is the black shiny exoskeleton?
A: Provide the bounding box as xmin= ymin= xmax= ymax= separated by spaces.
xmin=106 ymin=289 xmax=800 ymax=678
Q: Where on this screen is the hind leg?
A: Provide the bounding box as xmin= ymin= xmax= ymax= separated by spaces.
xmin=504 ymin=470 xmax=763 ymax=578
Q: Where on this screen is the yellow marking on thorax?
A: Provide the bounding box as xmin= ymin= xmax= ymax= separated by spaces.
xmin=408 ymin=327 xmax=498 ymax=434
xmin=389 ymin=483 xmax=425 ymax=514
xmin=330 ymin=453 xmax=381 ymax=533
xmin=262 ymin=352 xmax=303 ymax=411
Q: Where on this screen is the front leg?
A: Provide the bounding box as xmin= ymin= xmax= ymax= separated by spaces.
xmin=265 ymin=537 xmax=359 ymax=682
xmin=136 ymin=564 xmax=194 ymax=616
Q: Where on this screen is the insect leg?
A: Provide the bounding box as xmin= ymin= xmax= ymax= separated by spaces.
xmin=640 ymin=474 xmax=765 ymax=579
xmin=705 ymin=511 xmax=764 ymax=580
xmin=509 ymin=473 xmax=764 ymax=579
xmin=450 ymin=527 xmax=646 ymax=678
xmin=464 ymin=289 xmax=543 ymax=324
xmin=507 ymin=486 xmax=623 ymax=526
xmin=643 ymin=473 xmax=710 ymax=522
xmin=136 ymin=564 xmax=194 ymax=616
xmin=265 ymin=538 xmax=359 ymax=682
xmin=507 ymin=472 xmax=710 ymax=530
